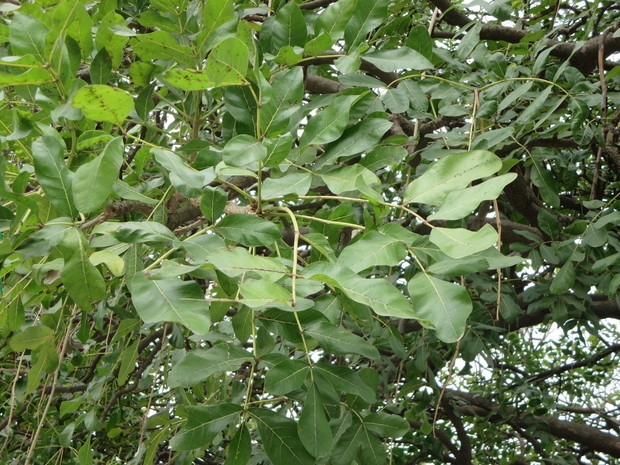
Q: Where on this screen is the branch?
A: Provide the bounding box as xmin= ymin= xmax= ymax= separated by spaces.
xmin=448 ymin=389 xmax=620 ymax=458
xmin=427 ymin=0 xmax=620 ymax=73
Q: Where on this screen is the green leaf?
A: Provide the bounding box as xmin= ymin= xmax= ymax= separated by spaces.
xmin=10 ymin=13 xmax=48 ymax=57
xmin=320 ymin=165 xmax=382 ymax=202
xmin=363 ymin=47 xmax=433 ymax=72
xmin=224 ymin=425 xmax=251 ymax=465
xmin=428 ymin=173 xmax=517 ymax=221
xmin=204 ymin=37 xmax=249 ymax=86
xmin=264 ymin=133 xmax=294 ymax=167
xmin=304 ymin=262 xmax=415 ymax=319
xmin=200 ymin=0 xmax=236 ymax=52
xmin=31 ymin=135 xmax=78 ymax=218
xmin=364 ymin=412 xmax=409 ymax=438
xmin=338 ymin=231 xmax=407 ymax=272
xmin=304 ymin=320 xmax=380 ymax=359
xmin=516 ymin=86 xmax=554 ymax=125
xmin=344 ymin=0 xmax=389 ymax=50
xmin=73 ymin=137 xmax=124 ymax=213
xmin=261 ymin=172 xmax=312 ymax=198
xmin=265 ymin=359 xmax=309 ymax=394
xmin=298 ymin=383 xmax=332 ymax=456
xmin=222 ymin=135 xmax=267 ymax=167
xmin=382 ymin=87 xmax=409 ymax=113
xmin=113 ymin=221 xmax=176 ymax=244
xmin=299 ymin=95 xmax=360 ymax=147
xmin=152 ymin=148 xmax=213 ymax=197
xmin=260 ymin=67 xmax=304 ymax=137
xmin=232 ymin=305 xmax=253 ymax=342
xmin=530 ymin=160 xmax=560 ymax=208
xmin=314 ymin=0 xmax=356 ymax=41
xmin=407 ymin=274 xmax=472 ymax=343
xmin=314 ymin=363 xmax=376 ymax=403
xmin=62 ymin=253 xmax=107 ymax=311
xmin=430 ymin=224 xmax=498 ymax=259
xmin=171 ymin=403 xmax=243 ymax=450
xmin=405 ymin=25 xmax=433 ymax=59
xmin=200 ymin=187 xmax=227 ymax=222
xmin=398 ymin=79 xmax=428 ymax=111
xmin=164 ymin=68 xmax=215 ymax=90
xmin=404 ymin=150 xmax=502 ymax=205
xmin=72 ymin=85 xmax=134 ymax=125
xmin=130 ymin=272 xmax=211 ymax=334
xmin=264 ymin=2 xmax=307 ymax=50
xmin=9 ymin=326 xmax=54 ymax=352
xmin=239 ymin=279 xmax=294 ymax=310
xmin=206 ymin=247 xmax=288 ymax=279
xmin=331 ymin=421 xmax=364 ymax=465
xmin=317 ymin=118 xmax=394 ymax=168
xmin=179 ymin=234 xmax=227 ymax=262
xmin=550 ymin=261 xmax=576 ymax=295
xmin=250 ymin=409 xmax=315 ymax=465
xmin=132 ymin=31 xmax=195 ymax=66
xmin=168 ymin=343 xmax=252 ymax=388
xmin=216 ymin=214 xmax=281 ymax=246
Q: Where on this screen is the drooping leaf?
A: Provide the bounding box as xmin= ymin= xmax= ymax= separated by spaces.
xmin=73 ymin=137 xmax=124 ymax=213
xmin=204 ymin=37 xmax=249 ymax=86
xmin=264 ymin=359 xmax=309 ymax=394
xmin=224 ymin=425 xmax=252 ymax=465
xmin=298 ymin=383 xmax=332 ymax=456
xmin=337 ymin=231 xmax=407 ymax=272
xmin=299 ymin=95 xmax=360 ymax=147
xmin=171 ymin=403 xmax=243 ymax=450
xmin=429 ymin=224 xmax=499 ymax=259
xmin=250 ymin=409 xmax=315 ymax=465
xmin=407 ymin=273 xmax=473 ymax=343
xmin=72 ymin=85 xmax=134 ymax=125
xmin=550 ymin=261 xmax=576 ymax=295
xmin=130 ymin=272 xmax=211 ymax=334
xmin=9 ymin=325 xmax=54 ymax=352
xmin=167 ymin=343 xmax=252 ymax=388
xmin=344 ymin=0 xmax=389 ymax=50
xmin=132 ymin=30 xmax=195 ymax=66
xmin=262 ymin=2 xmax=307 ymax=51
xmin=364 ymin=412 xmax=410 ymax=438
xmin=222 ymin=135 xmax=267 ymax=167
xmin=216 ymin=214 xmax=281 ymax=246
xmin=152 ymin=148 xmax=213 ymax=197
xmin=31 ymin=135 xmax=78 ymax=218
xmin=261 ymin=172 xmax=312 ymax=198
xmin=113 ymin=221 xmax=176 ymax=244
xmin=403 ymin=150 xmax=502 ymax=205
xmin=304 ymin=320 xmax=380 ymax=359
xmin=200 ymin=187 xmax=227 ymax=222
xmin=363 ymin=47 xmax=433 ymax=72
xmin=428 ymin=173 xmax=517 ymax=220
xmin=313 ymin=363 xmax=376 ymax=403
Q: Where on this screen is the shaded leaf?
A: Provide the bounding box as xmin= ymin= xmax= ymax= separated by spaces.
xmin=171 ymin=403 xmax=243 ymax=450
xmin=216 ymin=214 xmax=281 ymax=246
xmin=429 ymin=225 xmax=498 ymax=259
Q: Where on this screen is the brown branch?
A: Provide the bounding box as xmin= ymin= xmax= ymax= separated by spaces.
xmin=448 ymin=389 xmax=620 ymax=458
xmin=304 ymin=74 xmax=351 ymax=94
xmin=428 ymin=0 xmax=620 ymax=73
xmin=299 ymin=0 xmax=339 ymax=10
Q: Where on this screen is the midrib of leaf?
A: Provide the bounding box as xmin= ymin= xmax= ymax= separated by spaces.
xmin=348 ymin=2 xmax=383 ymax=48
xmin=422 ymin=274 xmax=458 ymax=337
xmin=151 ymin=280 xmax=190 ymax=328
xmin=253 ymin=416 xmax=308 ymax=464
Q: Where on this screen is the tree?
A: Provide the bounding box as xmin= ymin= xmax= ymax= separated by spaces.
xmin=0 ymin=0 xmax=619 ymax=463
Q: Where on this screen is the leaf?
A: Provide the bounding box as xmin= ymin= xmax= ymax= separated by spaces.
xmin=73 ymin=137 xmax=124 ymax=213
xmin=364 ymin=412 xmax=410 ymax=438
xmin=216 ymin=214 xmax=281 ymax=246
xmin=428 ymin=174 xmax=517 ymax=220
xmin=10 ymin=13 xmax=48 ymax=57
xmin=171 ymin=403 xmax=243 ymax=450
xmin=72 ymin=85 xmax=134 ymax=125
xmin=168 ymin=343 xmax=252 ymax=388
xmin=298 ymin=383 xmax=332 ymax=456
xmin=206 ymin=248 xmax=288 ymax=280
xmin=113 ymin=221 xmax=176 ymax=244
xmin=404 ymin=150 xmax=502 ymax=205
xmin=9 ymin=326 xmax=54 ymax=352
xmin=516 ymin=86 xmax=554 ymax=125
xmin=132 ymin=30 xmax=195 ymax=66
xmin=224 ymin=425 xmax=251 ymax=465
xmin=408 ymin=274 xmax=472 ymax=343
xmin=304 ymin=320 xmax=380 ymax=359
xmin=130 ymin=272 xmax=211 ymax=334
xmin=314 ymin=363 xmax=376 ymax=403
xmin=430 ymin=225 xmax=498 ymax=259
xmin=320 ymin=164 xmax=382 ymax=202
xmin=260 ymin=67 xmax=304 ymax=137
xmin=204 ymin=37 xmax=249 ymax=86
xmin=239 ymin=279 xmax=295 ymax=310
xmin=317 ymin=118 xmax=395 ymax=168
xmin=200 ymin=0 xmax=236 ymax=52
xmin=304 ymin=262 xmax=415 ymax=319
xmin=261 ymin=172 xmax=312 ymax=198
xmin=62 ymin=252 xmax=107 ymax=311
xmin=550 ymin=261 xmax=576 ymax=295
xmin=364 ymin=47 xmax=433 ymax=72
xmin=164 ymin=68 xmax=215 ymax=90
xmin=344 ymin=0 xmax=389 ymax=50
xmin=331 ymin=421 xmax=364 ymax=465
xmin=264 ymin=359 xmax=309 ymax=394
xmin=179 ymin=234 xmax=227 ymax=262
xmin=314 ymin=0 xmax=356 ymax=41
xmin=338 ymin=231 xmax=407 ymax=272
xmin=31 ymin=136 xmax=78 ymax=218
xmin=152 ymin=148 xmax=213 ymax=197
xmin=530 ymin=160 xmax=560 ymax=208
xmin=200 ymin=187 xmax=227 ymax=222
xmin=222 ymin=135 xmax=267 ymax=167
xmin=299 ymin=95 xmax=360 ymax=147
xmin=264 ymin=2 xmax=307 ymax=50
xmin=382 ymin=87 xmax=409 ymax=113
xmin=250 ymin=409 xmax=315 ymax=465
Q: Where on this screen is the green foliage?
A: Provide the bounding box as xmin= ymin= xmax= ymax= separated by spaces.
xmin=1 ymin=0 xmax=619 ymax=464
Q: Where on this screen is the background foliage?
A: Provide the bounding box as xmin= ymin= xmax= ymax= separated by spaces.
xmin=1 ymin=0 xmax=619 ymax=464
